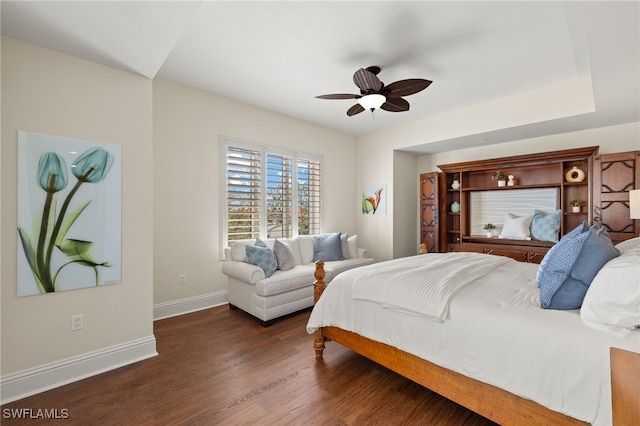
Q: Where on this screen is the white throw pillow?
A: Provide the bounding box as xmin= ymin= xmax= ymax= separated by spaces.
xmin=297 ymin=235 xmax=315 ymax=264
xmin=615 ymin=237 xmax=640 ymax=254
xmin=341 ymin=233 xmax=350 ymax=259
xmin=499 ymin=213 xmax=533 ymax=240
xmin=230 ymin=240 xmax=255 ymax=262
xmin=348 ymin=234 xmax=359 ymax=258
xmin=580 ymin=251 xmax=640 ymax=337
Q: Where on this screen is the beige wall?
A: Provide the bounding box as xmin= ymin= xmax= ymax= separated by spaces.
xmin=151 ymin=79 xmax=358 ymax=305
xmin=393 ymin=151 xmax=418 ymax=258
xmin=1 ymin=37 xmax=155 ymax=376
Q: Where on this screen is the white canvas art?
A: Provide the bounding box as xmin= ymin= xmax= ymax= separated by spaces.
xmin=362 ymin=184 xmax=386 ymax=215
xmin=17 ymin=131 xmax=121 ymax=296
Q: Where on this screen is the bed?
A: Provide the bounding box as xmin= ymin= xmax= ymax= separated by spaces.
xmin=307 ymin=235 xmax=640 ymax=426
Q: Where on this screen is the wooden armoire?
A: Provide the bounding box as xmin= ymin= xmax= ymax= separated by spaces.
xmin=419 ymin=148 xmax=639 ymax=258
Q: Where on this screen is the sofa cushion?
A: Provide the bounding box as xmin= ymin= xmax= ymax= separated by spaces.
xmin=322 ymin=257 xmax=376 ymax=281
xmin=274 ymin=239 xmax=296 ymax=271
xmin=255 ymin=265 xmax=316 ymax=296
xmin=313 ymin=233 xmax=344 ymax=262
xmin=246 ymin=240 xmax=278 ymax=278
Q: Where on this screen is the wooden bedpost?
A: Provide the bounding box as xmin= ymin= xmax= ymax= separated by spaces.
xmin=313 ymin=260 xmax=326 ymax=359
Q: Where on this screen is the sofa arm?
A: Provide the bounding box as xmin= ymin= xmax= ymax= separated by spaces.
xmin=357 ymin=248 xmax=369 ymax=258
xmin=221 ymin=260 xmax=265 ymax=284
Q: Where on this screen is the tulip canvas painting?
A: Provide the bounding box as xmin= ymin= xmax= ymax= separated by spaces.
xmin=17 ymin=131 xmax=121 ymax=296
xmin=362 ymin=184 xmax=386 ymax=215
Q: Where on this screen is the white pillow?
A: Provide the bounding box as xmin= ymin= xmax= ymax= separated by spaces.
xmin=615 ymin=237 xmax=640 ymax=254
xmin=230 ymin=240 xmax=255 ymax=262
xmin=282 ymin=238 xmax=302 ymax=265
xmin=297 ymin=235 xmax=315 ymax=264
xmin=580 ymin=251 xmax=640 ymax=337
xmin=341 ymin=233 xmax=350 ymax=259
xmin=499 ymin=213 xmax=533 ymax=240
xmin=348 ymin=234 xmax=359 ymax=258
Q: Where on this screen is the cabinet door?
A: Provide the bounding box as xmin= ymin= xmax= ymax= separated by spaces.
xmin=420 ymin=172 xmax=441 ymax=253
xmin=593 ymin=151 xmax=640 ymax=244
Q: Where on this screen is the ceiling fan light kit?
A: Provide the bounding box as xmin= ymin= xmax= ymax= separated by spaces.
xmin=316 ymin=66 xmax=432 ymax=117
xmin=358 ymin=94 xmax=386 ymax=111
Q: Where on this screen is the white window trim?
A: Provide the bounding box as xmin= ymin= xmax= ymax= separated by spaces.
xmin=219 ymin=136 xmax=323 ymax=258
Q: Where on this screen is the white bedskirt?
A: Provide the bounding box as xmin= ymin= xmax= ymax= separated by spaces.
xmin=307 ymin=254 xmax=640 ymax=426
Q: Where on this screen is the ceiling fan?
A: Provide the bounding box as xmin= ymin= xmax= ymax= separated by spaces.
xmin=316 ymin=66 xmax=432 ymax=116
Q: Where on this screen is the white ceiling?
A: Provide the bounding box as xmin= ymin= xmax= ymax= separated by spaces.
xmin=2 ymin=1 xmax=639 ymax=153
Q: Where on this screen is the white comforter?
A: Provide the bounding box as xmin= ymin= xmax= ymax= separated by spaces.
xmin=352 ymin=252 xmax=512 ymax=321
xmin=307 ymin=253 xmax=640 ymax=426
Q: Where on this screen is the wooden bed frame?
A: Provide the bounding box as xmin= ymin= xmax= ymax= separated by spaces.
xmin=311 ymin=260 xmax=638 ymax=426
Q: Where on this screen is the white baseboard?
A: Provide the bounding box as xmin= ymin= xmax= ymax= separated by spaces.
xmin=153 ymin=291 xmax=228 ymax=321
xmin=0 ymin=335 xmax=157 ymax=405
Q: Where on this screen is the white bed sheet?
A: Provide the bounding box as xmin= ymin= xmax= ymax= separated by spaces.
xmin=307 ymin=254 xmax=640 ymax=426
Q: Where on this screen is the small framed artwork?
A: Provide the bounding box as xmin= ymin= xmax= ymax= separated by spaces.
xmin=362 ymin=184 xmax=386 ymax=215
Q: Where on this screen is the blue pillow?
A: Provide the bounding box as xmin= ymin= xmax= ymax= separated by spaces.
xmin=538 ymin=222 xmax=619 ymax=309
xmin=312 ymin=233 xmax=344 ymax=262
xmin=246 ymin=239 xmax=277 ymax=278
xmin=530 ymin=209 xmax=561 ymax=242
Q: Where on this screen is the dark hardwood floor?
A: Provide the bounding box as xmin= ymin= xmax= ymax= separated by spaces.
xmin=1 ymin=305 xmax=497 ymax=425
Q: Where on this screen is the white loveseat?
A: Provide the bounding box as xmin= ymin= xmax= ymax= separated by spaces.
xmin=222 ymin=233 xmax=374 ymax=326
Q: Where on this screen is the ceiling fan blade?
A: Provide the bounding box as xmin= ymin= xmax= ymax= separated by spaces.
xmin=353 ymin=68 xmax=383 ymax=92
xmin=316 ymin=93 xmax=360 ymax=100
xmin=381 ymin=97 xmax=410 ymax=112
xmin=365 ymin=65 xmax=381 ymax=75
xmin=347 ymin=104 xmax=365 ymax=116
xmin=384 ymin=79 xmax=432 ymax=98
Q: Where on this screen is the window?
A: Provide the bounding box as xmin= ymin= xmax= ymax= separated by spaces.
xmin=221 ymin=138 xmax=322 ymax=250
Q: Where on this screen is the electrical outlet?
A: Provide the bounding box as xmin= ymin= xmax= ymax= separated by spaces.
xmin=179 ymin=274 xmax=187 ymax=285
xmin=71 ymin=314 xmax=84 ymax=331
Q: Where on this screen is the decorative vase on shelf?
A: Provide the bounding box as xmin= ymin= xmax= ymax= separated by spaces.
xmin=451 ymin=201 xmax=460 ymax=213
xmin=451 ymin=180 xmax=460 ymax=190
xmin=565 ymin=166 xmax=586 ymax=183
xmin=497 ymin=180 xmax=506 ymax=187
xmin=572 ymin=206 xmax=581 ymax=213
xmin=486 ymin=232 xmax=493 ymax=238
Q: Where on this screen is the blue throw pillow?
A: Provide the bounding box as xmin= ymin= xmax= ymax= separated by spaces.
xmin=312 ymin=233 xmax=344 ymax=262
xmin=538 ymin=222 xmax=620 ymax=309
xmin=530 ymin=209 xmax=561 ymax=242
xmin=246 ymin=239 xmax=277 ymax=278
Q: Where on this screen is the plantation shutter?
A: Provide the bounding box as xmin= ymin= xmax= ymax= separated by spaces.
xmin=297 ymin=158 xmax=321 ymax=235
xmin=226 ymin=146 xmax=261 ymax=245
xmin=222 ymin=138 xmax=323 ymax=252
xmin=266 ymin=153 xmax=293 ymax=239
